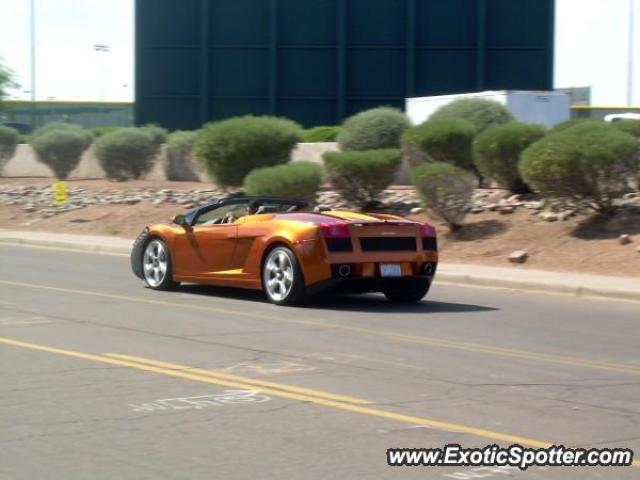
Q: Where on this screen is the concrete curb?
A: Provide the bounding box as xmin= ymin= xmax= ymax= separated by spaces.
xmin=1 ymin=232 xmax=638 ymax=303
xmin=435 ymin=272 xmax=640 ymax=304
xmin=0 ymin=238 xmax=129 ymax=255
xmin=0 ymin=234 xmax=132 ymax=256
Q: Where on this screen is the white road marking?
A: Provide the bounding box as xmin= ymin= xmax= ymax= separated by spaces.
xmin=128 ymin=389 xmax=271 ymax=413
xmin=223 ymin=361 xmax=317 ymax=376
xmin=0 ymin=316 xmax=52 ymax=326
xmin=443 ymin=466 xmax=517 ymax=479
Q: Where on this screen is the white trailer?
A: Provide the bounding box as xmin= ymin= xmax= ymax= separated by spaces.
xmin=406 ymin=90 xmax=571 ymax=129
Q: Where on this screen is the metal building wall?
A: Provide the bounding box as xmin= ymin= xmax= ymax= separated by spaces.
xmin=4 ymin=101 xmax=134 ymax=129
xmin=135 ymin=0 xmax=554 ymax=129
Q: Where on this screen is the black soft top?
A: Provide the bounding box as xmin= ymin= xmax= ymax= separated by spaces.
xmin=183 ymin=196 xmax=308 ymax=225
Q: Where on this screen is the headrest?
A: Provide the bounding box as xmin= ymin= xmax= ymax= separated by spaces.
xmin=256 ymin=205 xmax=279 ymax=214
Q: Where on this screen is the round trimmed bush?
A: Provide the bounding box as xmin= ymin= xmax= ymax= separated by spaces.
xmin=195 ymin=116 xmax=303 ymax=187
xmin=89 ymin=126 xmax=122 ymax=138
xmin=302 ymin=126 xmax=341 ymax=143
xmin=551 ymin=118 xmax=600 ymax=133
xmin=337 ymin=107 xmax=410 ymax=151
xmin=473 ymin=122 xmax=546 ymax=192
xmin=411 ymin=162 xmax=478 ymax=231
xmin=164 ymin=130 xmax=200 ymax=181
xmin=429 ymin=98 xmax=514 ymax=133
xmin=0 ymin=125 xmax=18 ymax=175
xmin=323 ymin=149 xmax=401 ymax=207
xmin=520 ymin=122 xmax=639 ymax=214
xmin=401 ymin=119 xmax=475 ymax=171
xmin=94 ymin=127 xmax=158 ymax=181
xmin=243 ymin=161 xmax=323 ymax=202
xmin=30 ymin=124 xmax=93 ymax=179
xmin=139 ymin=124 xmax=168 ymax=147
xmin=30 ymin=122 xmax=87 ymax=140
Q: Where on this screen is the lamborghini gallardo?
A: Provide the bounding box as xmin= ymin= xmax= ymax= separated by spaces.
xmin=131 ymin=196 xmax=438 ymax=305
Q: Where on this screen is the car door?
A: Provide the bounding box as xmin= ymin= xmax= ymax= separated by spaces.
xmin=173 ymin=206 xmax=239 ymax=277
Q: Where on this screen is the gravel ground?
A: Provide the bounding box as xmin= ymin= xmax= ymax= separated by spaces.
xmin=1 ymin=177 xmax=639 ymax=276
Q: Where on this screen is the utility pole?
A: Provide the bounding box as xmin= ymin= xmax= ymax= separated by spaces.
xmin=93 ymin=44 xmax=111 ymax=102
xmin=628 ymin=0 xmax=636 ymax=105
xmin=30 ymin=0 xmax=36 ymax=126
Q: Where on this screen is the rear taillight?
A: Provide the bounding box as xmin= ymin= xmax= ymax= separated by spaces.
xmin=319 ymin=221 xmax=350 ymax=238
xmin=320 ymin=222 xmax=353 ymax=252
xmin=419 ymin=223 xmax=436 ymax=238
xmin=419 ymin=223 xmax=437 ymax=251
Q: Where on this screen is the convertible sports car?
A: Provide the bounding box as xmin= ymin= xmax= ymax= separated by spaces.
xmin=131 ymin=196 xmax=438 ymax=305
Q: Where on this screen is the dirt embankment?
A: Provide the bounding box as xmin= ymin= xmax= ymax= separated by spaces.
xmin=1 ymin=178 xmax=639 ymax=277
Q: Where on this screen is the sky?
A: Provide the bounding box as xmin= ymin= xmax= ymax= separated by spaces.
xmin=0 ymin=0 xmax=638 ymax=105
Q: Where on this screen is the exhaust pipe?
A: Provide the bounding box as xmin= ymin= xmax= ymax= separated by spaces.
xmin=337 ymin=264 xmax=352 ymax=277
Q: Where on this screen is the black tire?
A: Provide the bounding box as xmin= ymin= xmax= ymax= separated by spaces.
xmin=383 ymin=278 xmax=431 ymax=303
xmin=142 ymin=238 xmax=179 ymax=291
xmin=262 ymin=246 xmax=306 ymax=306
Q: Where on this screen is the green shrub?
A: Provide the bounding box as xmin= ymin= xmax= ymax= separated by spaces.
xmin=17 ymin=133 xmax=29 ymax=144
xmin=243 ymin=161 xmax=323 ymax=202
xmin=139 ymin=123 xmax=168 ymax=147
xmin=411 ymin=162 xmax=478 ymax=231
xmin=323 ymin=149 xmax=401 ymax=207
xmin=0 ymin=125 xmax=18 ymax=175
xmin=30 ymin=122 xmax=86 ymax=140
xmin=473 ymin=122 xmax=546 ymax=192
xmin=302 ymin=126 xmax=341 ymax=143
xmin=94 ymin=127 xmax=158 ymax=180
xmin=611 ymin=119 xmax=640 ymax=138
xmin=520 ymin=123 xmax=639 ymax=214
xmin=30 ymin=124 xmax=93 ymax=180
xmin=429 ymin=98 xmax=514 ymax=133
xmin=551 ymin=118 xmax=600 ymax=133
xmin=195 ymin=116 xmax=302 ymax=187
xmin=337 ymin=107 xmax=410 ymax=151
xmin=402 ymin=119 xmax=475 ymax=171
xmin=164 ymin=130 xmax=200 ymax=181
xmin=90 ymin=126 xmax=122 ymax=138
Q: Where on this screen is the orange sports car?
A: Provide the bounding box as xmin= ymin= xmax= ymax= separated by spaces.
xmin=131 ymin=196 xmax=438 ymax=305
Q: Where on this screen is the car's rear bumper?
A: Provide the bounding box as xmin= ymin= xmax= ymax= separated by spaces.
xmin=306 ymin=264 xmax=437 ymax=296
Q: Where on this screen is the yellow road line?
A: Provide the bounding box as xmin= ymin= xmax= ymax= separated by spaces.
xmin=105 ymin=353 xmax=370 ymax=405
xmin=2 ymin=335 xmax=638 ymax=468
xmin=0 ymin=336 xmax=364 ymax=408
xmin=0 ymin=336 xmax=554 ymax=449
xmin=1 ymin=279 xmax=640 ymax=377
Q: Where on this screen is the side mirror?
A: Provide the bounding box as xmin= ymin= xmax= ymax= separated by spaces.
xmin=173 ymin=214 xmax=189 ymax=227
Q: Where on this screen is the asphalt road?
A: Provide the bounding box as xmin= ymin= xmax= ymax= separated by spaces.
xmin=1 ymin=244 xmax=639 ymax=480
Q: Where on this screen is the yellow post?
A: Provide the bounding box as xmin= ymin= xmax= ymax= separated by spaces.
xmin=53 ymin=181 xmax=68 ymax=206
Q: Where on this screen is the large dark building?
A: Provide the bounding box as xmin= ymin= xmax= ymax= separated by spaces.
xmin=135 ymin=0 xmax=554 ymax=129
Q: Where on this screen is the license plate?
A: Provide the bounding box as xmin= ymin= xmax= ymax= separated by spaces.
xmin=380 ymin=264 xmax=402 ymax=277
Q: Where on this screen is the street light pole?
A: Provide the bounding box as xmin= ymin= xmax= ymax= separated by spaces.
xmin=30 ymin=0 xmax=36 ymax=126
xmin=93 ymin=44 xmax=111 ymax=102
xmin=628 ymin=0 xmax=636 ymax=105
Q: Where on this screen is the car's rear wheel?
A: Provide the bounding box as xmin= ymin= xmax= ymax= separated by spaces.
xmin=142 ymin=239 xmax=178 ymax=290
xmin=383 ymin=278 xmax=431 ymax=303
xmin=262 ymin=246 xmax=305 ymax=305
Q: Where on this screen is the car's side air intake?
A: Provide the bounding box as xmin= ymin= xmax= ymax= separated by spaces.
xmin=422 ymin=237 xmax=437 ymax=251
xmin=325 ymin=237 xmax=354 ymax=252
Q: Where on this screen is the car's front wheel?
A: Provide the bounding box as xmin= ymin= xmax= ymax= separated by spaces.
xmin=383 ymin=278 xmax=431 ymax=303
xmin=262 ymin=246 xmax=306 ymax=305
xmin=142 ymin=239 xmax=178 ymax=290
